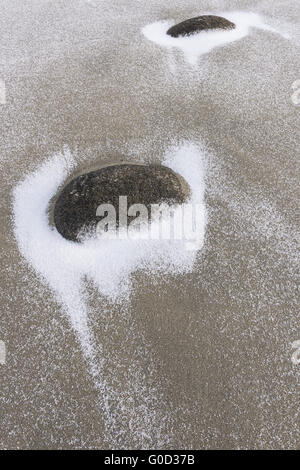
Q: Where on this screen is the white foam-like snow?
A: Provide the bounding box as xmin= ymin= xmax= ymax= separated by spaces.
xmin=13 ymin=143 xmax=206 ymax=308
xmin=12 ymin=142 xmax=206 ymax=447
xmin=142 ymin=11 xmax=290 ymax=66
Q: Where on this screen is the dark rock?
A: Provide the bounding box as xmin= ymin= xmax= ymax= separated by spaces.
xmin=54 ymin=164 xmax=190 ymax=241
xmin=167 ymin=15 xmax=235 ymax=38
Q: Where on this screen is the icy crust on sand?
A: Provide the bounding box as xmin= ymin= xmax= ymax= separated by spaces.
xmin=12 ymin=143 xmax=206 ymax=448
xmin=142 ymin=11 xmax=289 ymax=66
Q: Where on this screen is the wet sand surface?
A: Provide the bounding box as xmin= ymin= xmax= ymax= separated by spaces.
xmin=0 ymin=0 xmax=299 ymax=449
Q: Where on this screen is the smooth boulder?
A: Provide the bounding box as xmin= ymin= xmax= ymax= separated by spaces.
xmin=167 ymin=15 xmax=235 ymax=38
xmin=53 ymin=164 xmax=190 ymax=241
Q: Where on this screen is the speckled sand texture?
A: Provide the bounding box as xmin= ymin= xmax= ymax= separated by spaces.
xmin=0 ymin=0 xmax=299 ymax=450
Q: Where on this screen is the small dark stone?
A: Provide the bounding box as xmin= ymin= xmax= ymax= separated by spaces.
xmin=53 ymin=164 xmax=190 ymax=241
xmin=167 ymin=15 xmax=236 ymax=38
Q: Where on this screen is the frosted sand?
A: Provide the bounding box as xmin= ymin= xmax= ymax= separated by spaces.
xmin=142 ymin=11 xmax=290 ymax=66
xmin=0 ymin=0 xmax=299 ymax=450
xmin=13 ymin=142 xmax=206 ymax=447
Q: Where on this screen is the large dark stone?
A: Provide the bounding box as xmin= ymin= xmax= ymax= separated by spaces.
xmin=167 ymin=15 xmax=235 ymax=38
xmin=53 ymin=164 xmax=190 ymax=241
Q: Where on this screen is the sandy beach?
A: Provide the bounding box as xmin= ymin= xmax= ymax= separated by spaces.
xmin=0 ymin=0 xmax=299 ymax=449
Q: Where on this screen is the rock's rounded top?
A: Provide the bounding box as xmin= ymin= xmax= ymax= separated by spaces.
xmin=53 ymin=163 xmax=191 ymax=242
xmin=167 ymin=15 xmax=236 ymax=38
